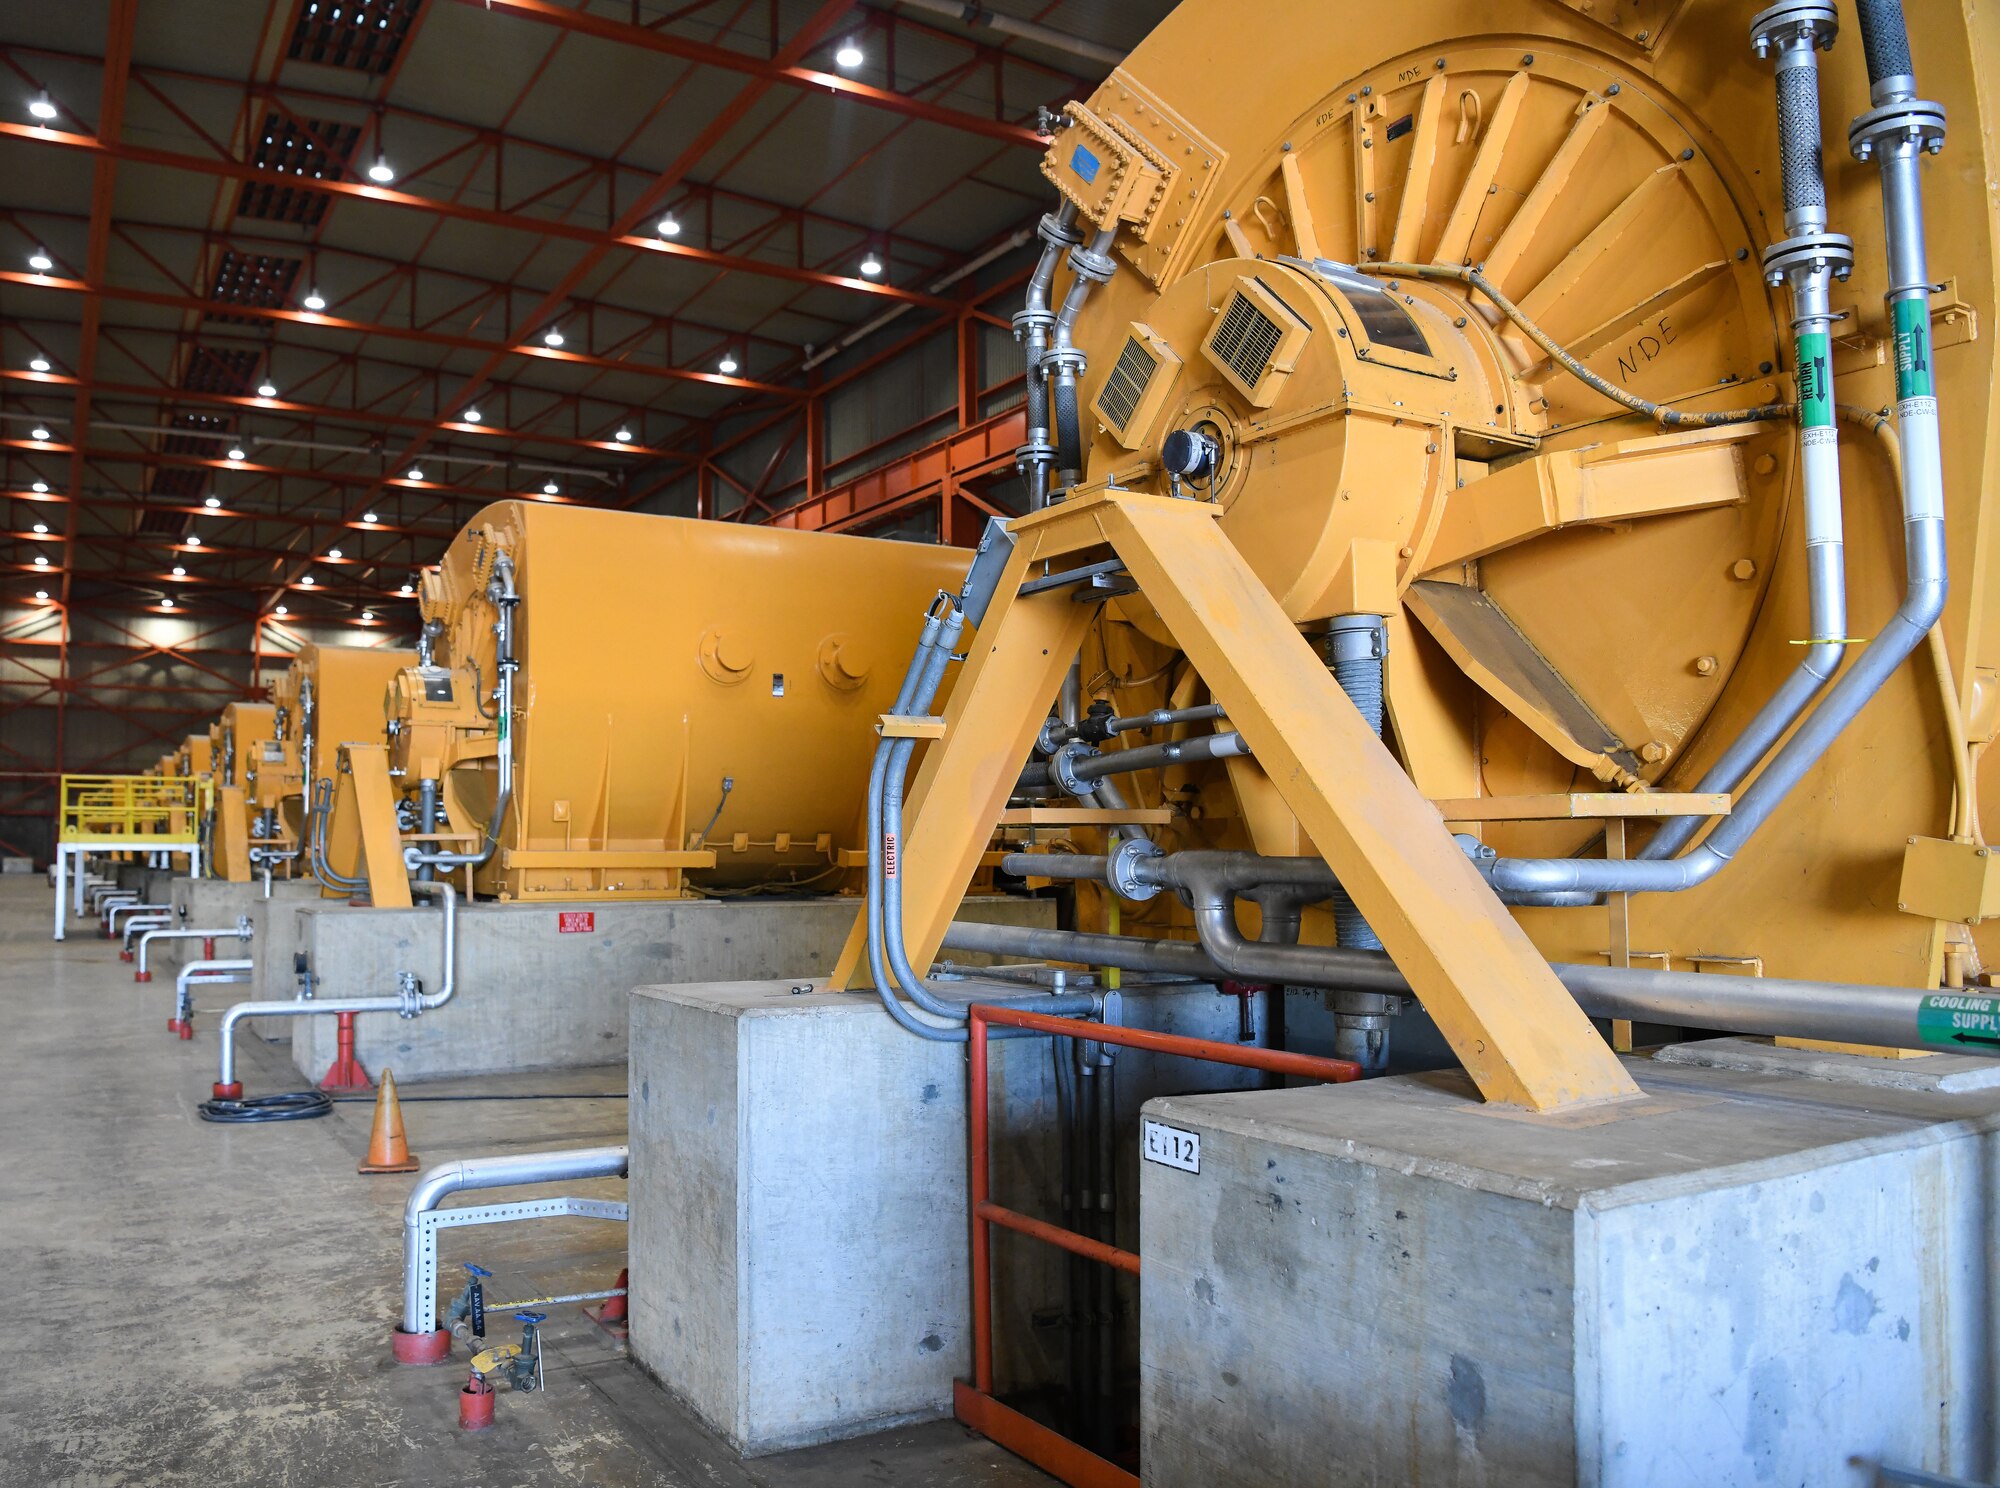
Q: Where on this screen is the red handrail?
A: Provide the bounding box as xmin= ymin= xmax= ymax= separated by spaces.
xmin=962 ymin=1001 xmax=1361 ymax=1487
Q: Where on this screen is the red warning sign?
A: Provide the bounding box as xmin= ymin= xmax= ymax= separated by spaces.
xmin=558 ymin=910 xmax=596 ymax=934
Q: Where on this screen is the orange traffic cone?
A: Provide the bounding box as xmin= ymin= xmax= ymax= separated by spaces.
xmin=358 ymin=1068 xmax=420 ymax=1175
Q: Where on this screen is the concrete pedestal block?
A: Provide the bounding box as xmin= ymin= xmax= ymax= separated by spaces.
xmin=1139 ymin=1055 xmax=2000 ymax=1488
xmin=287 ymin=895 xmax=1052 ymax=1085
xmin=626 ymin=973 xmax=1272 ymax=1457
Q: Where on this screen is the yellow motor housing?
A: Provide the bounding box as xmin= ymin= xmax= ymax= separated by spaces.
xmin=392 ymin=502 xmax=969 ymax=901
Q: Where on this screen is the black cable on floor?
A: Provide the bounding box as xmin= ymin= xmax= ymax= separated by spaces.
xmin=198 ymin=1090 xmax=334 ymax=1123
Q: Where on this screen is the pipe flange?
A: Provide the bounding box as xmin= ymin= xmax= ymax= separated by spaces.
xmin=1014 ymin=438 xmax=1057 ymax=469
xmin=1011 ymin=306 xmax=1057 ymax=339
xmin=1039 ymin=345 xmax=1087 ymax=378
xmin=1760 ymin=231 xmax=1854 ymax=288
xmin=1038 ymin=210 xmax=1084 ymax=250
xmin=1108 ymin=837 xmax=1165 ymax=903
xmin=1066 ymin=244 xmax=1117 ymax=285
xmin=1050 ymin=742 xmax=1099 ymax=796
xmin=1749 ymin=1 xmax=1836 ymax=57
xmin=1324 ymin=613 xmax=1389 ymax=664
xmin=1849 ymin=98 xmax=1947 ymax=161
xmin=1036 ymin=717 xmax=1067 ymax=756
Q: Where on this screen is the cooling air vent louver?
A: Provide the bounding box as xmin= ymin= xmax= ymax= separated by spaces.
xmin=1211 ymin=297 xmax=1282 ymax=387
xmin=1091 ymin=323 xmax=1183 ymax=451
xmin=1200 ymin=278 xmax=1312 ymax=408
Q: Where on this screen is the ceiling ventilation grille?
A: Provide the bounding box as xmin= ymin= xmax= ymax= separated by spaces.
xmin=289 ymin=0 xmax=426 ymax=74
xmin=240 ymin=115 xmax=360 ymax=226
xmin=206 ymin=250 xmax=302 ymax=324
xmin=179 ymin=346 xmax=260 ymax=397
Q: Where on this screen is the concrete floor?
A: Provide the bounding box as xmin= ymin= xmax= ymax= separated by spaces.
xmin=0 ymin=876 xmax=1054 ymax=1488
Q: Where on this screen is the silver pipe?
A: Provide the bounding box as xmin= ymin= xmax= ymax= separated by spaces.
xmin=214 ymin=883 xmax=453 ymax=1091
xmin=120 ymin=914 xmax=174 ymax=950
xmin=400 ymin=1145 xmax=629 ymax=1336
xmin=406 ymin=556 xmax=515 ymax=873
xmin=1487 ymin=5 xmax=1948 ymax=899
xmin=801 ymin=226 xmax=1034 ymax=371
xmin=1045 ymin=228 xmax=1118 ymax=491
xmin=177 ymin=958 xmax=253 ymax=1011
xmin=1063 ymin=732 xmax=1250 ymax=785
xmin=308 ymin=776 xmax=368 ymax=894
xmin=871 ymin=0 xmax=1123 ymax=66
xmin=1646 ymin=4 xmax=1853 ymax=864
xmin=106 ymin=902 xmax=170 ymax=936
xmin=1012 ymin=205 xmax=1082 ymax=509
xmin=136 ymin=923 xmax=250 ymax=977
xmin=938 ymin=920 xmax=1992 ymax=1057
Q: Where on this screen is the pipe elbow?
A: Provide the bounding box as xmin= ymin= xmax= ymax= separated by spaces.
xmin=404 ymin=1161 xmax=471 ymax=1226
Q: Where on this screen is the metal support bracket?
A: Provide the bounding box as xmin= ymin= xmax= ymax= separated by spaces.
xmin=411 ymin=1196 xmax=629 ymax=1335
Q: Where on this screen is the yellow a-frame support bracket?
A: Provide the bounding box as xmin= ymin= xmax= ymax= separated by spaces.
xmin=214 ymin=784 xmax=252 ymax=883
xmin=830 ymin=490 xmax=1639 ymax=1113
xmin=341 ymin=743 xmax=414 ymax=910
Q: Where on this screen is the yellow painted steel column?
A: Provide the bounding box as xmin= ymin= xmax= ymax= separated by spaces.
xmin=343 ymin=744 xmax=414 ymax=910
xmin=1100 ymin=494 xmax=1637 ymax=1109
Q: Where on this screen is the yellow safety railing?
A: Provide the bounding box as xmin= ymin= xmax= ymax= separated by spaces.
xmin=58 ymin=774 xmax=210 ymax=844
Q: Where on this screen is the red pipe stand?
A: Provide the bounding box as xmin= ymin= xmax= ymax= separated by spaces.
xmin=318 ymin=1010 xmax=373 ymax=1092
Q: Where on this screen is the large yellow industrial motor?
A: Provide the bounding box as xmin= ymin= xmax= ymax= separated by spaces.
xmin=1028 ymin=0 xmax=1999 ymax=990
xmin=208 ymin=701 xmax=276 ymax=883
xmin=267 ymin=642 xmax=415 ymax=893
xmin=385 ymin=502 xmax=969 ymax=901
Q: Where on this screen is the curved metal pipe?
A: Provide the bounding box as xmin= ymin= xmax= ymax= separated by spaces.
xmin=214 ymin=882 xmax=454 ymax=1092
xmin=400 ymin=1145 xmax=629 ymax=1336
xmin=136 ymin=923 xmax=250 ymax=977
xmin=307 ymin=776 xmax=368 ymax=894
xmin=938 ymin=920 xmax=1991 ymax=1057
xmin=106 ymin=902 xmax=169 ymax=937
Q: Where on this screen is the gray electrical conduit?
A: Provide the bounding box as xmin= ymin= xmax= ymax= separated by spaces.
xmin=937 ymin=918 xmax=1990 ymax=1058
xmin=214 ymin=881 xmax=455 ymax=1095
xmin=865 ymin=599 xmax=1096 ymax=1040
xmin=307 ymin=776 xmax=369 ymax=894
xmin=398 ymin=1144 xmax=629 ymax=1338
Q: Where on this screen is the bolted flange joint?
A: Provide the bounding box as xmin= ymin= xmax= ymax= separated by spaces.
xmin=1109 ymin=837 xmax=1166 ymax=903
xmin=1749 ymin=0 xmax=1837 ymax=59
xmin=1849 ymin=98 xmax=1947 ymax=161
xmin=1761 ymin=231 xmax=1854 ymax=290
xmin=1065 ymin=243 xmax=1117 ymax=285
xmin=1037 ymin=209 xmax=1083 ymax=250
xmin=1050 ymin=742 xmax=1100 ymax=797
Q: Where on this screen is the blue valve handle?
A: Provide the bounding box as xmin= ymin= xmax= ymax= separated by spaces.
xmin=464 ymin=1263 xmax=492 ymax=1277
xmin=515 ymin=1311 xmax=546 ymax=1324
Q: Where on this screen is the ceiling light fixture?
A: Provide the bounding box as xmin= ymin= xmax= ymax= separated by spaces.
xmin=835 ymin=38 xmax=864 ymax=69
xmin=32 ymin=522 xmax=47 ymax=534
xmin=34 ymin=555 xmax=48 ymax=567
xmin=34 ymin=589 xmax=47 ymax=601
xmin=27 ymin=248 xmax=51 ymax=272
xmin=363 ymin=511 xmax=379 ymax=523
xmin=362 ymin=610 xmax=375 ymax=622
xmin=160 ymin=598 xmax=174 ymax=610
xmin=28 ymin=355 xmax=49 ymax=373
xmin=227 ymin=446 xmax=246 ymax=461
xmin=172 ymin=565 xmax=185 ymax=576
xmin=657 ymin=213 xmax=681 ymax=237
xmin=303 ymin=287 xmax=327 ymax=311
xmin=615 ymin=427 xmax=633 ymax=443
xmin=301 ymin=575 xmax=315 ymax=587
xmin=462 ymin=407 xmax=481 ymax=424
xmin=543 ymin=327 xmax=565 ymax=348
xmin=328 ymin=547 xmax=343 ymax=560
xmin=28 ymin=90 xmax=57 ymax=121
xmin=719 ymin=353 xmax=739 ymax=375
xmin=275 ymin=604 xmax=288 ymax=615
xmin=367 ymin=153 xmax=394 ymax=184
xmin=407 ymin=467 xmax=424 ymax=482
xmin=257 ymin=380 xmax=278 ymax=398
xmin=204 ymin=496 xmax=221 ymax=508
xmin=543 ymin=479 xmax=558 ymax=496
xmin=185 ymin=535 xmax=201 ymax=548
xmin=31 ymin=481 xmax=47 ymax=493
xmin=30 ymin=425 xmax=50 ymax=442
xmin=859 ymin=252 xmax=883 ymax=277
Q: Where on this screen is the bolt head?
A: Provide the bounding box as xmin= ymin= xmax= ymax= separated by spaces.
xmin=1927 ymin=136 xmax=1945 ymax=155
xmin=1855 ymin=140 xmax=1874 ymax=161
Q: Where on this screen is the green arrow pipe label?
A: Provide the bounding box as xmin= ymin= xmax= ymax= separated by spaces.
xmin=1916 ymin=992 xmax=2000 ymax=1049
xmin=1796 ymin=330 xmax=1833 ymax=429
xmin=1893 ymin=298 xmax=1934 ymax=402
